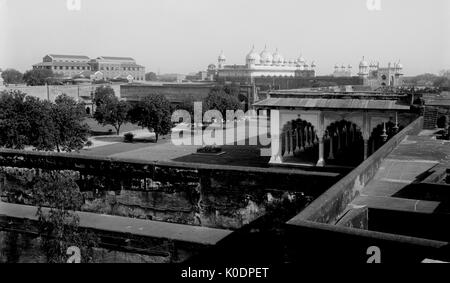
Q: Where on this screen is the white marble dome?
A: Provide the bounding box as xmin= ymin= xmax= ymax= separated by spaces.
xmin=218 ymin=51 xmax=226 ymax=61
xmin=246 ymin=46 xmax=260 ymax=63
xmin=359 ymin=57 xmax=369 ymax=67
xmin=260 ymin=47 xmax=273 ymax=65
xmin=272 ymin=49 xmax=284 ymax=65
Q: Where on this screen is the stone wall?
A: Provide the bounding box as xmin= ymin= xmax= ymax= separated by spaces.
xmin=120 ymin=83 xmax=214 ymax=104
xmin=0 ymin=152 xmax=339 ymax=230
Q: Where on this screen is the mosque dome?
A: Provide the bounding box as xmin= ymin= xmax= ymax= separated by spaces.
xmin=396 ymin=62 xmax=403 ymax=69
xmin=218 ymin=51 xmax=226 ymax=61
xmin=311 ymin=61 xmax=316 ymax=68
xmin=359 ymin=57 xmax=369 ymax=67
xmin=272 ymin=49 xmax=284 ymax=65
xmin=207 ymin=64 xmax=216 ymax=70
xmin=246 ymin=46 xmax=260 ymax=63
xmin=297 ymin=54 xmax=306 ymax=65
xmin=260 ymin=46 xmax=273 ymax=65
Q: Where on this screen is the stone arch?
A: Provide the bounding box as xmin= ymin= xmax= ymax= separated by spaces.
xmin=325 ymin=120 xmax=364 ymax=166
xmin=280 ymin=118 xmax=319 ymax=164
xmin=369 ymin=121 xmax=403 ymax=155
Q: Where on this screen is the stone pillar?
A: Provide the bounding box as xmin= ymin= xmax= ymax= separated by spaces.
xmin=336 ymin=129 xmax=341 ymax=152
xmin=269 ymin=110 xmax=282 ymax=164
xmin=305 ymin=126 xmax=311 ymax=148
xmin=317 ymin=136 xmax=325 ymax=167
xmin=299 ymin=127 xmax=305 ymax=152
xmin=293 ymin=129 xmax=299 ymax=152
xmin=363 ymin=139 xmax=369 ymax=160
xmin=328 ymin=132 xmax=335 ymax=160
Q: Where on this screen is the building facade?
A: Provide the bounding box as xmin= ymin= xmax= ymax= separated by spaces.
xmin=214 ymin=46 xmax=316 ymax=84
xmin=32 ymin=54 xmax=92 ymax=77
xmin=88 ymin=56 xmax=145 ymax=81
xmin=32 ymin=55 xmax=145 ymax=81
xmin=357 ymin=57 xmax=404 ymax=87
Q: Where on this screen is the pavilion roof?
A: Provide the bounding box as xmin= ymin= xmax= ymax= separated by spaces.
xmin=253 ymin=97 xmax=411 ymax=111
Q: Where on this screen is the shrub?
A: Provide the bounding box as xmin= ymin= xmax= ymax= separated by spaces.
xmin=124 ymin=132 xmax=134 ymax=143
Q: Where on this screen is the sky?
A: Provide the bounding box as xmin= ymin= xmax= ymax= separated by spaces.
xmin=0 ymin=0 xmax=449 ymax=76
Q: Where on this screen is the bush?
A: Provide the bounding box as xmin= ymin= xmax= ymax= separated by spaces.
xmin=197 ymin=146 xmax=222 ymax=154
xmin=124 ymin=132 xmax=134 ymax=143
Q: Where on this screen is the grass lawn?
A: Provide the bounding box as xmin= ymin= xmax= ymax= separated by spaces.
xmin=84 ymin=118 xmax=142 ymax=135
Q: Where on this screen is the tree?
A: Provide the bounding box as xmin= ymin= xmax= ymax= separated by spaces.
xmin=94 ymin=97 xmax=130 ymax=135
xmin=145 ymin=72 xmax=158 ymax=81
xmin=0 ymin=90 xmax=32 ymax=149
xmin=204 ymin=89 xmax=243 ymax=118
xmin=50 ymin=94 xmax=90 ymax=152
xmin=1 ymin=68 xmax=23 ymax=85
xmin=0 ymin=90 xmax=90 ymax=152
xmin=93 ymin=85 xmax=116 ymax=107
xmin=23 ymin=69 xmax=54 ymax=86
xmin=33 ymin=170 xmax=98 ymax=263
xmin=129 ymin=94 xmax=172 ymax=142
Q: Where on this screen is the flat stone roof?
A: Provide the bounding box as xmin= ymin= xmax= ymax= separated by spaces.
xmin=342 ymin=132 xmax=450 ymax=217
xmin=0 ymin=202 xmax=232 ymax=246
xmin=254 ymin=97 xmax=411 ymax=111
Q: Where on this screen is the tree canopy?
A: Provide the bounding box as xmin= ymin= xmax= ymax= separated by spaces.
xmin=23 ymin=69 xmax=55 ymax=86
xmin=204 ymin=88 xmax=243 ymax=119
xmin=145 ymin=72 xmax=158 ymax=81
xmin=1 ymin=68 xmax=23 ymax=85
xmin=93 ymin=85 xmax=116 ymax=107
xmin=0 ymin=90 xmax=90 ymax=152
xmin=129 ymin=94 xmax=173 ymax=142
xmin=94 ymin=96 xmax=130 ymax=135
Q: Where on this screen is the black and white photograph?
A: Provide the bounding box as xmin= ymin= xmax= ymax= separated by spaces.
xmin=0 ymin=0 xmax=450 ymax=273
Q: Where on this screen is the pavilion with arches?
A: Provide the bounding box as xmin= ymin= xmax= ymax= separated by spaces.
xmin=254 ymin=90 xmax=414 ymax=168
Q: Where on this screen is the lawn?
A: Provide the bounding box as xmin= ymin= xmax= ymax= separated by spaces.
xmin=84 ymin=118 xmax=143 ymax=135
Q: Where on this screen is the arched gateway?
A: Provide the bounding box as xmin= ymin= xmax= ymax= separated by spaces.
xmin=254 ymin=91 xmax=413 ymax=167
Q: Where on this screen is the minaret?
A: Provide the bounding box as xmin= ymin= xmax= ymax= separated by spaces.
xmin=358 ymin=56 xmax=369 ymax=78
xmin=218 ymin=50 xmax=226 ymax=70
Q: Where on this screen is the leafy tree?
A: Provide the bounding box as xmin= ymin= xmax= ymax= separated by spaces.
xmin=145 ymin=72 xmax=158 ymax=81
xmin=23 ymin=69 xmax=54 ymax=86
xmin=33 ymin=170 xmax=98 ymax=263
xmin=93 ymin=85 xmax=116 ymax=107
xmin=94 ymin=96 xmax=131 ymax=135
xmin=204 ymin=89 xmax=243 ymax=118
xmin=0 ymin=91 xmax=90 ymax=152
xmin=50 ymin=94 xmax=90 ymax=152
xmin=129 ymin=94 xmax=172 ymax=142
xmin=0 ymin=90 xmax=31 ymax=149
xmin=1 ymin=68 xmax=23 ymax=85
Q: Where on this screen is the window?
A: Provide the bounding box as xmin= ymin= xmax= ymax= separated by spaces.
xmin=66 ymin=66 xmax=69 ymax=70
xmin=71 ymin=66 xmax=74 ymax=70
xmin=77 ymin=66 xmax=80 ymax=70
xmin=60 ymin=66 xmax=63 ymax=70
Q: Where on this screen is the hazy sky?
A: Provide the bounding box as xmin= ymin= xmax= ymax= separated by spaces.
xmin=1 ymin=0 xmax=449 ymax=76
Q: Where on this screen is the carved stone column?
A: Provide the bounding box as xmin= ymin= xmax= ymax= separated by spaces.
xmin=328 ymin=131 xmax=335 ymax=160
xmin=317 ymin=136 xmax=325 ymax=167
xmin=363 ymin=139 xmax=369 ymax=160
